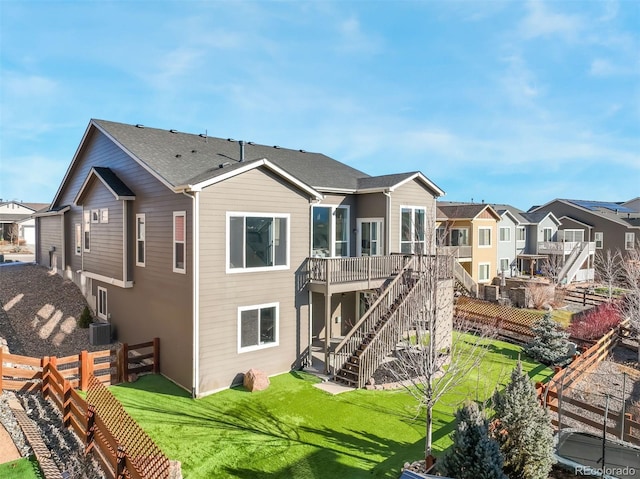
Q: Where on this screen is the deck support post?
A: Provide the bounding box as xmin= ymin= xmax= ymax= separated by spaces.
xmin=324 ymin=289 xmax=331 ymax=375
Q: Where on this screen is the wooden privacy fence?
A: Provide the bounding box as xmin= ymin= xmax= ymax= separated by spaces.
xmin=0 ymin=338 xmax=160 ymax=393
xmin=455 ymin=297 xmax=542 ymax=341
xmin=1 ymin=339 xmax=167 ymax=479
xmin=535 ymin=320 xmax=640 ymax=444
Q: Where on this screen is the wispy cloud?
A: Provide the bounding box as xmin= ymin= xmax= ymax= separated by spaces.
xmin=520 ymin=0 xmax=583 ymax=40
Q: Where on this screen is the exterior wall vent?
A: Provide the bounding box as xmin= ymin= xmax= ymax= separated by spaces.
xmin=89 ymin=322 xmax=111 ymax=346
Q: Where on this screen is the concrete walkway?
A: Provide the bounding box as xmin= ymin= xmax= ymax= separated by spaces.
xmin=313 ymin=380 xmax=355 ymax=395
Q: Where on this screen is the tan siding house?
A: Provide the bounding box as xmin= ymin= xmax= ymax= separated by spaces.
xmin=37 ymin=119 xmax=452 ymax=396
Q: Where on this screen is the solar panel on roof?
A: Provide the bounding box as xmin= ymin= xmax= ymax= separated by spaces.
xmin=570 ymin=200 xmax=635 ymax=214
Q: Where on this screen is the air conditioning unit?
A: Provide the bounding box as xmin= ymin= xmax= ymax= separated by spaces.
xmin=89 ymin=322 xmax=111 ymax=346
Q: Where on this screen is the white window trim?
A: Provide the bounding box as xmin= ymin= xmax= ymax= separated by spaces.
xmin=626 ymin=232 xmax=636 ymax=250
xmin=237 ymin=302 xmax=279 ymax=353
xmin=173 ymin=211 xmax=186 ymax=274
xmin=543 ymin=227 xmax=554 ymax=242
xmin=226 ymin=212 xmax=291 ymax=273
xmin=91 ymin=209 xmax=100 ymax=224
xmin=136 ymin=213 xmax=146 ymax=267
xmin=478 ymin=227 xmax=492 ymax=248
xmin=97 ymin=286 xmax=108 ymax=321
xmin=516 ymin=226 xmax=526 ymax=242
xmin=75 ymin=223 xmax=81 ymax=256
xmin=311 ymin=204 xmax=351 ymax=258
xmin=399 ymin=205 xmax=427 ymax=254
xmin=499 ymin=258 xmax=510 ymax=273
xmin=499 ymin=227 xmax=511 ymax=242
xmin=83 ymin=210 xmax=91 ymax=252
xmin=100 ymin=208 xmax=109 ymax=224
xmin=356 ymin=217 xmax=384 ymax=257
xmin=594 ymin=232 xmax=604 ymax=249
xmin=478 ymin=262 xmax=491 ymax=283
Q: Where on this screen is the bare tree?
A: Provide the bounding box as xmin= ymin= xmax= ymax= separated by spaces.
xmin=595 ymin=249 xmax=623 ymax=299
xmin=619 ymin=242 xmax=640 ymax=362
xmin=383 ymin=224 xmax=497 ymax=466
xmin=540 ymin=254 xmax=563 ymax=284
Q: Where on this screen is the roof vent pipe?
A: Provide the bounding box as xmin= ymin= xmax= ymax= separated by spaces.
xmin=239 ymin=140 xmax=245 ymax=162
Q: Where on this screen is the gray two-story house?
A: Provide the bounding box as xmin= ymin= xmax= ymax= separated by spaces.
xmin=36 ymin=119 xmax=453 ymax=396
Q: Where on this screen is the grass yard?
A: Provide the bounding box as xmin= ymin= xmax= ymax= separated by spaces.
xmin=0 ymin=457 xmax=42 ymax=479
xmin=111 ymin=337 xmax=552 ymax=479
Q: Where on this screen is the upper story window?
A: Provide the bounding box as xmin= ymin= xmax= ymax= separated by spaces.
xmin=312 ymin=205 xmax=349 ymax=257
xmin=594 ymin=232 xmax=603 ymax=249
xmin=400 ymin=206 xmax=426 ymax=254
xmin=478 ymin=227 xmax=491 ymax=247
xmin=562 ymin=229 xmax=584 ymax=242
xmin=173 ymin=211 xmax=186 ymax=273
xmin=499 ymin=227 xmax=511 ymax=242
xmin=451 ymin=228 xmax=469 ymax=246
xmin=516 ymin=227 xmax=526 ymax=242
xmin=136 ymin=214 xmax=146 ymax=266
xmin=543 ymin=227 xmax=553 ymax=242
xmin=228 ymin=212 xmax=289 ymax=272
xmin=626 ymin=232 xmax=636 ymax=250
xmin=83 ymin=210 xmax=91 ymax=252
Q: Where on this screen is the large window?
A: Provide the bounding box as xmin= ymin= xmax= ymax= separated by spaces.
xmin=312 ymin=205 xmax=349 ymax=257
xmin=136 ymin=214 xmax=146 ymax=266
xmin=626 ymin=232 xmax=636 ymax=250
xmin=228 ymin=213 xmax=289 ymax=271
xmin=478 ymin=263 xmax=490 ymax=282
xmin=400 ymin=206 xmax=426 ymax=254
xmin=516 ymin=227 xmax=526 ymax=242
xmin=543 ymin=227 xmax=553 ymax=242
xmin=499 ymin=227 xmax=511 ymax=242
xmin=238 ymin=303 xmax=278 ymax=352
xmin=450 ymin=228 xmax=469 ymax=246
xmin=594 ymin=232 xmax=603 ymax=249
xmin=75 ymin=224 xmax=81 ymax=255
xmin=173 ymin=211 xmax=186 ymax=273
xmin=83 ymin=210 xmax=91 ymax=252
xmin=478 ymin=227 xmax=491 ymax=247
xmin=97 ymin=286 xmax=108 ymax=320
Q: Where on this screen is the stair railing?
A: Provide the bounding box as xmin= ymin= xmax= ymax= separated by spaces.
xmin=329 ymin=255 xmax=417 ymax=375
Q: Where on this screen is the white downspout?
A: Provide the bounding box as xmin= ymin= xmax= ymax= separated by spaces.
xmin=184 ymin=190 xmax=200 ymax=398
xmin=122 ymin=201 xmax=127 ymax=284
xmin=383 ymin=191 xmax=391 ymax=254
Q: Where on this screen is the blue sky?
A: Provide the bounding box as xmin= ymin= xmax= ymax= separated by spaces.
xmin=1 ymin=0 xmax=638 ymax=210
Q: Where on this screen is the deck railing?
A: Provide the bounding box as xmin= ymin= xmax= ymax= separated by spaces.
xmin=307 ymin=254 xmax=410 ymax=284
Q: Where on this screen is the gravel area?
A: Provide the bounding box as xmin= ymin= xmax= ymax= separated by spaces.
xmin=0 ymin=263 xmax=104 ymax=472
xmin=0 ymin=263 xmax=104 ymax=358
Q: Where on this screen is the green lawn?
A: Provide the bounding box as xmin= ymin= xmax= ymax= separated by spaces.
xmin=110 ymin=337 xmax=552 ymax=479
xmin=0 ymin=457 xmax=42 ymax=479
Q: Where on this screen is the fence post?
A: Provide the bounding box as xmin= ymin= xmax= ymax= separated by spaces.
xmin=116 ymin=445 xmax=126 ymax=479
xmin=41 ymin=356 xmax=50 ymax=399
xmin=121 ymin=343 xmax=129 ymax=383
xmin=80 ymin=350 xmax=89 ymax=391
xmin=86 ymin=404 xmax=96 ymax=452
xmin=153 ymin=337 xmax=160 ymax=374
xmin=0 ymin=348 xmax=3 ymax=394
xmin=63 ymin=379 xmax=71 ymax=428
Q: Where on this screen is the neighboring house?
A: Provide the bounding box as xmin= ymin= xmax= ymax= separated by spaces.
xmin=530 ymin=199 xmax=640 ymax=280
xmin=0 ymin=200 xmax=49 ymax=245
xmin=36 ymin=119 xmax=453 ymax=397
xmin=491 ymin=204 xmax=563 ymax=279
xmin=436 ymin=202 xmax=501 ymax=293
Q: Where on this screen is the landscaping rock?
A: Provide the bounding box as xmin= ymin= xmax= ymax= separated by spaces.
xmin=243 ymin=369 xmax=270 ymax=392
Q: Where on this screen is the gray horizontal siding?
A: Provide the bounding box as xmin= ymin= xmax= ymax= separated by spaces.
xmin=197 ymin=166 xmax=311 ymax=394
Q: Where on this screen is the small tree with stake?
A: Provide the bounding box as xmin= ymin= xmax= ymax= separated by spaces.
xmin=439 ymin=401 xmax=507 ymax=479
xmin=524 ymin=311 xmax=569 ymax=366
xmin=492 ymin=362 xmax=555 ymax=479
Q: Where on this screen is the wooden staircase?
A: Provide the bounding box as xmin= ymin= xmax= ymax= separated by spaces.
xmin=330 ymin=256 xmax=428 ymax=388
